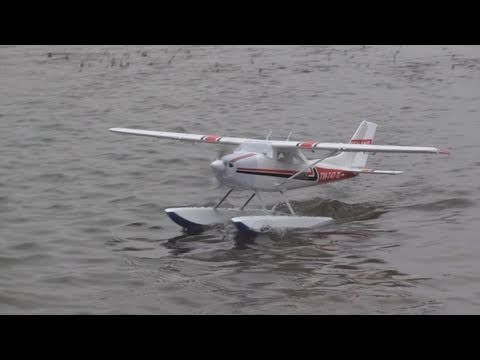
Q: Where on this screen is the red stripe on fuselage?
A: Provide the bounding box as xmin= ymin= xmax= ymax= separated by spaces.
xmin=236 ymin=167 xmax=297 ymax=175
xmin=236 ymin=167 xmax=358 ymax=184
xmin=315 ymin=167 xmax=357 ymax=183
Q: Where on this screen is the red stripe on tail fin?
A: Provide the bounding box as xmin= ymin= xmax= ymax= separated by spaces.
xmin=351 ymin=139 xmax=373 ymax=144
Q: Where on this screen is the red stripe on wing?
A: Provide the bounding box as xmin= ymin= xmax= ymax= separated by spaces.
xmin=297 ymin=141 xmax=317 ymax=149
xmin=202 ymin=135 xmax=221 ymax=143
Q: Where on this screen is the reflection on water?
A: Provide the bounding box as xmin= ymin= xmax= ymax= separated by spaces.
xmin=111 ymin=216 xmax=438 ymax=314
xmin=107 ymin=195 xmax=432 ymax=313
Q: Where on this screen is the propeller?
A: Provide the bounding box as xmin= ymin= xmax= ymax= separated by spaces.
xmin=209 ymin=147 xmax=229 ymax=189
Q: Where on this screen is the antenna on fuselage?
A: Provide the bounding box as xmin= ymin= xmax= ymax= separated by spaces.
xmin=265 ymin=130 xmax=272 ymax=141
xmin=286 ymin=129 xmax=293 ymax=141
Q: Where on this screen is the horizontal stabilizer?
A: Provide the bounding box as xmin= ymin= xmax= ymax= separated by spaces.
xmin=338 ymin=167 xmax=403 ymax=175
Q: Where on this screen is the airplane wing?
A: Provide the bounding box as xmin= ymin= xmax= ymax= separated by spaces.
xmin=288 ymin=142 xmax=449 ymax=154
xmin=109 ymin=128 xmax=449 ymax=155
xmin=109 ymin=128 xmax=247 ymax=145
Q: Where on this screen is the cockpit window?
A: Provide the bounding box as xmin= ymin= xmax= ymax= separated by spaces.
xmin=275 ymin=149 xmax=304 ymax=164
xmin=235 ymin=142 xmax=274 ymax=158
xmin=276 ymin=151 xmax=288 ymax=161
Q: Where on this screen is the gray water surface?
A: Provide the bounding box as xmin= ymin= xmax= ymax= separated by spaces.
xmin=1 ymin=45 xmax=479 ymax=314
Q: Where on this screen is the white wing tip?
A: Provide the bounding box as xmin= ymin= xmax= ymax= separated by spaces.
xmin=109 ymin=127 xmax=138 ymax=134
xmin=362 ymin=169 xmax=403 ymax=175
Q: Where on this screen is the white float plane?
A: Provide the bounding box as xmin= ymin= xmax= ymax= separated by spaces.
xmin=110 ymin=121 xmax=449 ymax=233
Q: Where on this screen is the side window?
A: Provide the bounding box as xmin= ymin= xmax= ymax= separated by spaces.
xmin=260 ymin=144 xmax=273 ymax=159
xmin=275 ymin=150 xmax=304 ymax=164
xmin=292 ymin=154 xmax=303 ymax=164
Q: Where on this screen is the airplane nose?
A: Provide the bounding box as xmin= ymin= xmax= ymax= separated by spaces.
xmin=210 ymin=159 xmax=226 ymax=172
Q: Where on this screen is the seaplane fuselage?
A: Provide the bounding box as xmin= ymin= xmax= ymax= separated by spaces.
xmin=210 ymin=143 xmax=356 ymax=192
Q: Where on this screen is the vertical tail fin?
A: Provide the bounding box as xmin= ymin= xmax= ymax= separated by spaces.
xmin=349 ymin=120 xmax=377 ymax=168
xmin=322 ymin=120 xmax=377 ymax=168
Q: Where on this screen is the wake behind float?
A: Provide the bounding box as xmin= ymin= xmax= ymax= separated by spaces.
xmin=110 ymin=121 xmax=449 ymax=233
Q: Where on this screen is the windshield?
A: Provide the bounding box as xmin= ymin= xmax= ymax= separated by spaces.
xmin=235 ymin=142 xmax=273 ymax=158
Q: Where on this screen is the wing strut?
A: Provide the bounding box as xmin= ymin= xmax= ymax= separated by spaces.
xmin=280 ymin=191 xmax=296 ymax=215
xmin=275 ymin=150 xmax=337 ymax=189
xmin=240 ymin=192 xmax=256 ymax=210
xmin=214 ymin=189 xmax=233 ymax=209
